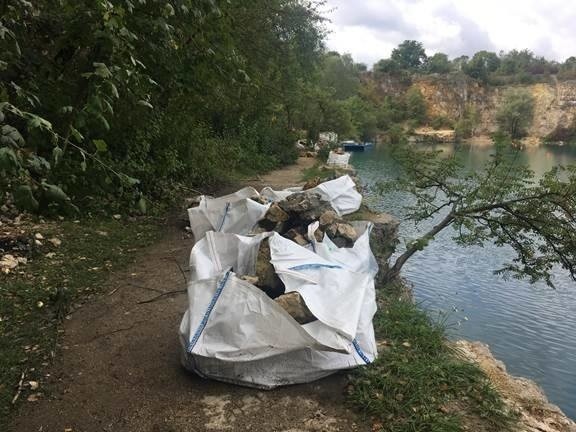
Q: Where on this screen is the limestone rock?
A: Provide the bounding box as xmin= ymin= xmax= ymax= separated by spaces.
xmin=455 ymin=340 xmax=576 ymax=432
xmin=265 ymin=203 xmax=289 ymax=223
xmin=254 ymin=238 xmax=285 ymax=299
xmin=313 ymin=228 xmax=324 ymax=243
xmin=336 ymin=223 xmax=357 ymax=242
xmin=322 ymin=221 xmax=358 ymax=248
xmin=303 ymin=176 xmax=321 ymax=190
xmin=275 ymin=292 xmax=316 ymax=324
xmin=284 ymin=228 xmax=309 ymax=246
xmin=240 ymin=275 xmax=259 ymax=285
xmin=278 ymin=192 xmax=333 ymax=222
xmin=318 ymin=210 xmax=337 ymax=227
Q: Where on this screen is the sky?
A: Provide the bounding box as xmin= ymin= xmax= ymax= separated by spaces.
xmin=323 ymin=0 xmax=576 ymax=68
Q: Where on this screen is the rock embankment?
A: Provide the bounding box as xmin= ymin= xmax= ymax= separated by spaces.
xmin=456 ymin=341 xmax=576 ymax=432
xmin=376 ymin=73 xmax=576 ymax=143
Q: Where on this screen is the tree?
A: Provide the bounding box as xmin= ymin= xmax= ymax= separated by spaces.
xmin=373 ymin=58 xmax=403 ymax=76
xmin=381 ymin=136 xmax=576 ymax=286
xmin=391 ymin=40 xmax=427 ymax=71
xmin=320 ymin=52 xmax=361 ymax=100
xmin=454 ymin=105 xmax=480 ymax=139
xmin=559 ymin=56 xmax=576 ymax=79
xmin=452 ymin=55 xmax=469 ymax=72
xmin=426 ymin=53 xmax=452 ymax=74
xmin=465 ymin=51 xmax=500 ymax=82
xmin=496 ymin=89 xmax=534 ymax=138
xmin=344 ymin=96 xmax=378 ymax=141
xmin=0 ymin=0 xmax=327 ymax=210
xmin=404 ymin=87 xmax=427 ymax=124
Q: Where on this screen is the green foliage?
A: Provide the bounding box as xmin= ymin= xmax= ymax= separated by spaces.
xmin=496 ymin=89 xmax=535 ymax=138
xmin=404 ymin=87 xmax=427 ymax=124
xmin=374 ymin=58 xmax=404 ymax=76
xmin=381 ymin=136 xmax=576 ymax=286
xmin=497 ymin=49 xmax=557 ymax=77
xmin=454 ymin=106 xmax=480 ymax=139
xmin=373 ymin=41 xmax=560 ymax=86
xmin=349 ymin=295 xmax=516 ymax=432
xmin=344 ymin=96 xmax=378 ymax=141
xmin=559 ymin=56 xmax=576 ymax=80
xmin=464 ymin=51 xmax=500 ymax=83
xmin=0 ymin=0 xmax=326 ymax=212
xmin=391 ymin=40 xmax=427 ymax=72
xmin=430 ymin=115 xmax=454 ymax=130
xmin=427 ymin=53 xmax=452 ymax=74
xmin=320 ymin=52 xmax=361 ymax=99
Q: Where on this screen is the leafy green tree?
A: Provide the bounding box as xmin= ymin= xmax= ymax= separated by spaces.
xmin=454 ymin=105 xmax=480 ymax=139
xmin=559 ymin=56 xmax=576 ymax=79
xmin=374 ymin=58 xmax=403 ymax=75
xmin=404 ymin=87 xmax=427 ymax=124
xmin=452 ymin=55 xmax=469 ymax=72
xmin=464 ymin=51 xmax=500 ymax=83
xmin=426 ymin=53 xmax=452 ymax=74
xmin=320 ymin=52 xmax=362 ymax=100
xmin=496 ymin=89 xmax=535 ymax=138
xmin=381 ymin=137 xmax=576 ymax=286
xmin=344 ymin=96 xmax=378 ymax=141
xmin=391 ymin=40 xmax=427 ymax=71
xmin=0 ymin=0 xmax=327 ymax=211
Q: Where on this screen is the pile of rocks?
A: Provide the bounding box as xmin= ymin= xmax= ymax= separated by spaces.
xmin=247 ymin=190 xmax=391 ymax=325
xmin=256 ymin=191 xmax=359 ymax=248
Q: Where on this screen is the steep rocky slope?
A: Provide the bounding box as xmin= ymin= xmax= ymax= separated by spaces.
xmin=377 ymin=74 xmax=576 ymax=142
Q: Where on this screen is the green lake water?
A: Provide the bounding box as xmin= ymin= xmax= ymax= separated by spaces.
xmin=352 ymin=143 xmax=576 ymax=419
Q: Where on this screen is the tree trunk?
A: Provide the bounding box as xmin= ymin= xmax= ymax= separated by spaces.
xmin=384 ymin=210 xmax=455 ymax=283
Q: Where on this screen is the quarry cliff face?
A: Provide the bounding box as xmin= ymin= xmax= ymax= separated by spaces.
xmin=378 ymin=74 xmax=576 ymax=141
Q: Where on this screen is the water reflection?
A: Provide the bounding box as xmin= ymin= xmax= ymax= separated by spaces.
xmin=352 ymin=143 xmax=576 ymax=419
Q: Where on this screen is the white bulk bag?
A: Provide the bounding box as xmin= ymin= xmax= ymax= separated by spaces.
xmin=186 ymin=176 xmax=362 ymax=243
xmin=260 ymin=175 xmax=362 ymax=216
xmin=307 ymin=221 xmax=379 ymax=278
xmin=326 ymin=151 xmax=351 ymax=168
xmin=259 ymin=186 xmax=302 ymax=202
xmin=307 ymin=175 xmax=362 ymax=216
xmin=179 ymin=231 xmax=377 ymax=389
xmin=187 ymin=187 xmax=270 ymax=242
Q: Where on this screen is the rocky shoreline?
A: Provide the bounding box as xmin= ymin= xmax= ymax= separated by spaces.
xmin=228 ymin=156 xmax=576 ymax=429
xmin=344 ymin=158 xmax=576 ymax=431
xmin=456 ymin=341 xmax=576 ymax=432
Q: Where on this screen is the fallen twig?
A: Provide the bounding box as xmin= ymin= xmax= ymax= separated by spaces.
xmin=160 ymin=256 xmax=189 ymax=285
xmin=83 ymin=322 xmax=147 ymax=344
xmin=173 ymin=258 xmax=188 ymax=284
xmin=108 ymin=281 xmax=164 ymax=296
xmin=136 ymin=288 xmax=187 ymax=305
xmin=12 ymin=369 xmax=27 ymax=404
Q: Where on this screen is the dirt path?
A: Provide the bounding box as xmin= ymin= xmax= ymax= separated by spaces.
xmin=10 ymin=158 xmax=370 ymax=432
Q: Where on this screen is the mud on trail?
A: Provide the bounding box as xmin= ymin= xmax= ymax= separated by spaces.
xmin=10 ymin=158 xmax=370 ymax=432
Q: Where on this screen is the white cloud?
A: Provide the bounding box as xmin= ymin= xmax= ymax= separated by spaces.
xmin=323 ymin=0 xmax=576 ymax=67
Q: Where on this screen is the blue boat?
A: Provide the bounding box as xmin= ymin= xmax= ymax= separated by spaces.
xmin=341 ymin=140 xmax=373 ymax=152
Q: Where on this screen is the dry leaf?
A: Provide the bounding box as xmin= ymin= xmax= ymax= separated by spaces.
xmin=48 ymin=238 xmax=62 ymax=247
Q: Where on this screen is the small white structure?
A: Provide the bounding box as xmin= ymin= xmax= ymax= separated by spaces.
xmin=326 ymin=150 xmax=351 ymax=168
xmin=319 ymin=131 xmax=338 ymax=144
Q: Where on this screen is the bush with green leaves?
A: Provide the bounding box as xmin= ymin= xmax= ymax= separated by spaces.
xmin=496 ymin=88 xmax=535 ymax=138
xmin=430 ymin=115 xmax=454 ymax=130
xmin=0 ymin=0 xmax=323 ymax=213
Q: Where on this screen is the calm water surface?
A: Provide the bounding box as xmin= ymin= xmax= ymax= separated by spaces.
xmin=352 ymin=143 xmax=576 ymax=419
